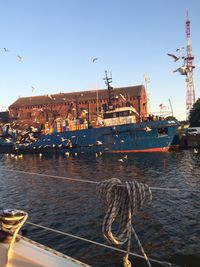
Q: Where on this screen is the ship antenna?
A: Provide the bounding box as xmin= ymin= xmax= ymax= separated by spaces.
xmin=103 ymin=70 xmax=114 ymax=108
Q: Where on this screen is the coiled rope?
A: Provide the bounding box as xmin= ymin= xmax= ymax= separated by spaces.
xmin=0 ymin=209 xmax=28 ymax=267
xmin=96 ymin=178 xmax=152 ymax=267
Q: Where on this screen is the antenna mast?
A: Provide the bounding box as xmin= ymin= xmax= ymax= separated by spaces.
xmin=185 ymin=11 xmax=195 ymax=119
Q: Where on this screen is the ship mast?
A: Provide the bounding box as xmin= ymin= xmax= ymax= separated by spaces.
xmin=103 ymin=70 xmax=114 ymax=108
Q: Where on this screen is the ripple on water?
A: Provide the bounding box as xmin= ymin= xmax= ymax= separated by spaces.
xmin=0 ymin=151 xmax=199 ymax=267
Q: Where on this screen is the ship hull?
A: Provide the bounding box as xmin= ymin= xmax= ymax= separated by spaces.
xmin=0 ymin=139 xmax=14 ymax=153
xmin=14 ymin=120 xmax=178 ymax=154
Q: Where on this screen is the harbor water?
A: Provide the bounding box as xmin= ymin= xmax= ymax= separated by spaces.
xmin=0 ymin=150 xmax=199 ymax=267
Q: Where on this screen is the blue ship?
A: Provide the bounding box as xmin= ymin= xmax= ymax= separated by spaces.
xmin=5 ymin=72 xmax=179 ymax=154
xmin=14 ymin=105 xmax=179 ymax=154
xmin=0 ymin=137 xmax=14 ymax=153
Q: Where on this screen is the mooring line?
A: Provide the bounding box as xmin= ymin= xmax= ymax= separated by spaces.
xmin=1 ymin=168 xmax=199 ymax=193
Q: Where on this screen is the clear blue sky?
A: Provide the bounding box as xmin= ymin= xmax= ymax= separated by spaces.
xmin=0 ymin=0 xmax=199 ymax=120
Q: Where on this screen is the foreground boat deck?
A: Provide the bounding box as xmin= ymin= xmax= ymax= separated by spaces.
xmin=0 ymin=237 xmax=90 ymax=267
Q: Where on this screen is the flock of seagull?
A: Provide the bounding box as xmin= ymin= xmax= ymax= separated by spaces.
xmin=6 ymin=147 xmax=199 ymax=161
xmin=2 ymin=45 xmax=188 ymax=91
xmin=167 ymin=47 xmax=189 ymax=75
xmin=6 ymin=128 xmax=131 ymax=161
xmin=2 ymin=47 xmax=37 ymax=92
xmin=6 ymin=151 xmax=129 ymax=162
xmin=2 ymin=51 xmax=99 ymax=94
xmin=2 ymin=47 xmax=23 ymax=62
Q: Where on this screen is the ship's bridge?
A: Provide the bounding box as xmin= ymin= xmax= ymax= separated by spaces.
xmin=103 ymin=106 xmax=138 ymax=126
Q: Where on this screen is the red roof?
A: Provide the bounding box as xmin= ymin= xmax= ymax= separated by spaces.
xmin=9 ymin=85 xmax=145 ymax=107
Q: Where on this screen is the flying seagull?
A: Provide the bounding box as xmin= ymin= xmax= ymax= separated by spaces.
xmin=31 ymin=86 xmax=36 ymax=92
xmin=176 ymin=47 xmax=185 ymax=52
xmin=92 ymin=57 xmax=98 ymax=63
xmin=3 ymin=48 xmax=9 ymax=52
xmin=17 ymin=55 xmax=23 ymax=62
xmin=173 ymin=65 xmax=188 ymax=75
xmin=167 ymin=53 xmax=180 ymax=62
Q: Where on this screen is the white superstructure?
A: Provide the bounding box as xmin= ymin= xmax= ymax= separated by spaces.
xmin=102 ymin=106 xmax=137 ymax=126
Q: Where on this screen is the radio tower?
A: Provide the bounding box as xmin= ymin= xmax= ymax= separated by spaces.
xmin=185 ymin=11 xmax=195 ymax=118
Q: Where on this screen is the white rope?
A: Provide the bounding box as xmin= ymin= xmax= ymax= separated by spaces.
xmin=0 ymin=168 xmax=97 ymax=184
xmin=132 ymin=227 xmax=151 ymax=267
xmin=96 ymin=178 xmax=152 ymax=267
xmin=26 ymin=221 xmax=179 ymax=267
xmin=1 ymin=168 xmax=200 ymax=193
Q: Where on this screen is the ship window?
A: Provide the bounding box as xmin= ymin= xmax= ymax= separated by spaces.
xmin=103 ymin=110 xmax=133 ymax=119
xmin=118 ymin=111 xmax=130 ymax=117
xmin=158 ymin=127 xmax=168 ymax=136
xmin=124 ymin=111 xmax=130 ymax=116
xmin=103 ymin=113 xmax=114 ymax=119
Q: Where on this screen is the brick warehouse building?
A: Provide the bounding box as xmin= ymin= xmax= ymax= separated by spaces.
xmin=8 ymin=85 xmax=147 ymax=130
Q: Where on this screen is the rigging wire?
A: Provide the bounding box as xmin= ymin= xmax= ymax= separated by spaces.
xmin=27 ymin=221 xmax=180 ymax=267
xmin=0 ymin=168 xmax=199 ymax=193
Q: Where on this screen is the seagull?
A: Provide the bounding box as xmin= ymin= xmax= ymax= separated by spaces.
xmin=96 ymin=140 xmax=103 ymax=145
xmin=118 ymin=158 xmax=124 ymax=162
xmin=31 ymin=86 xmax=36 ymax=92
xmin=92 ymin=57 xmax=98 ymax=63
xmin=167 ymin=53 xmax=180 ymax=62
xmin=173 ymin=65 xmax=188 ymax=75
xmin=119 ymin=94 xmax=126 ymax=101
xmin=3 ymin=48 xmax=9 ymax=52
xmin=123 ymin=155 xmax=128 ymax=159
xmin=194 ymin=148 xmax=198 ymax=154
xmin=17 ymin=55 xmax=23 ymax=62
xmin=176 ymin=47 xmax=184 ymax=52
xmin=47 ymin=94 xmax=52 ymax=99
xmin=144 ymin=126 xmax=152 ymax=132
